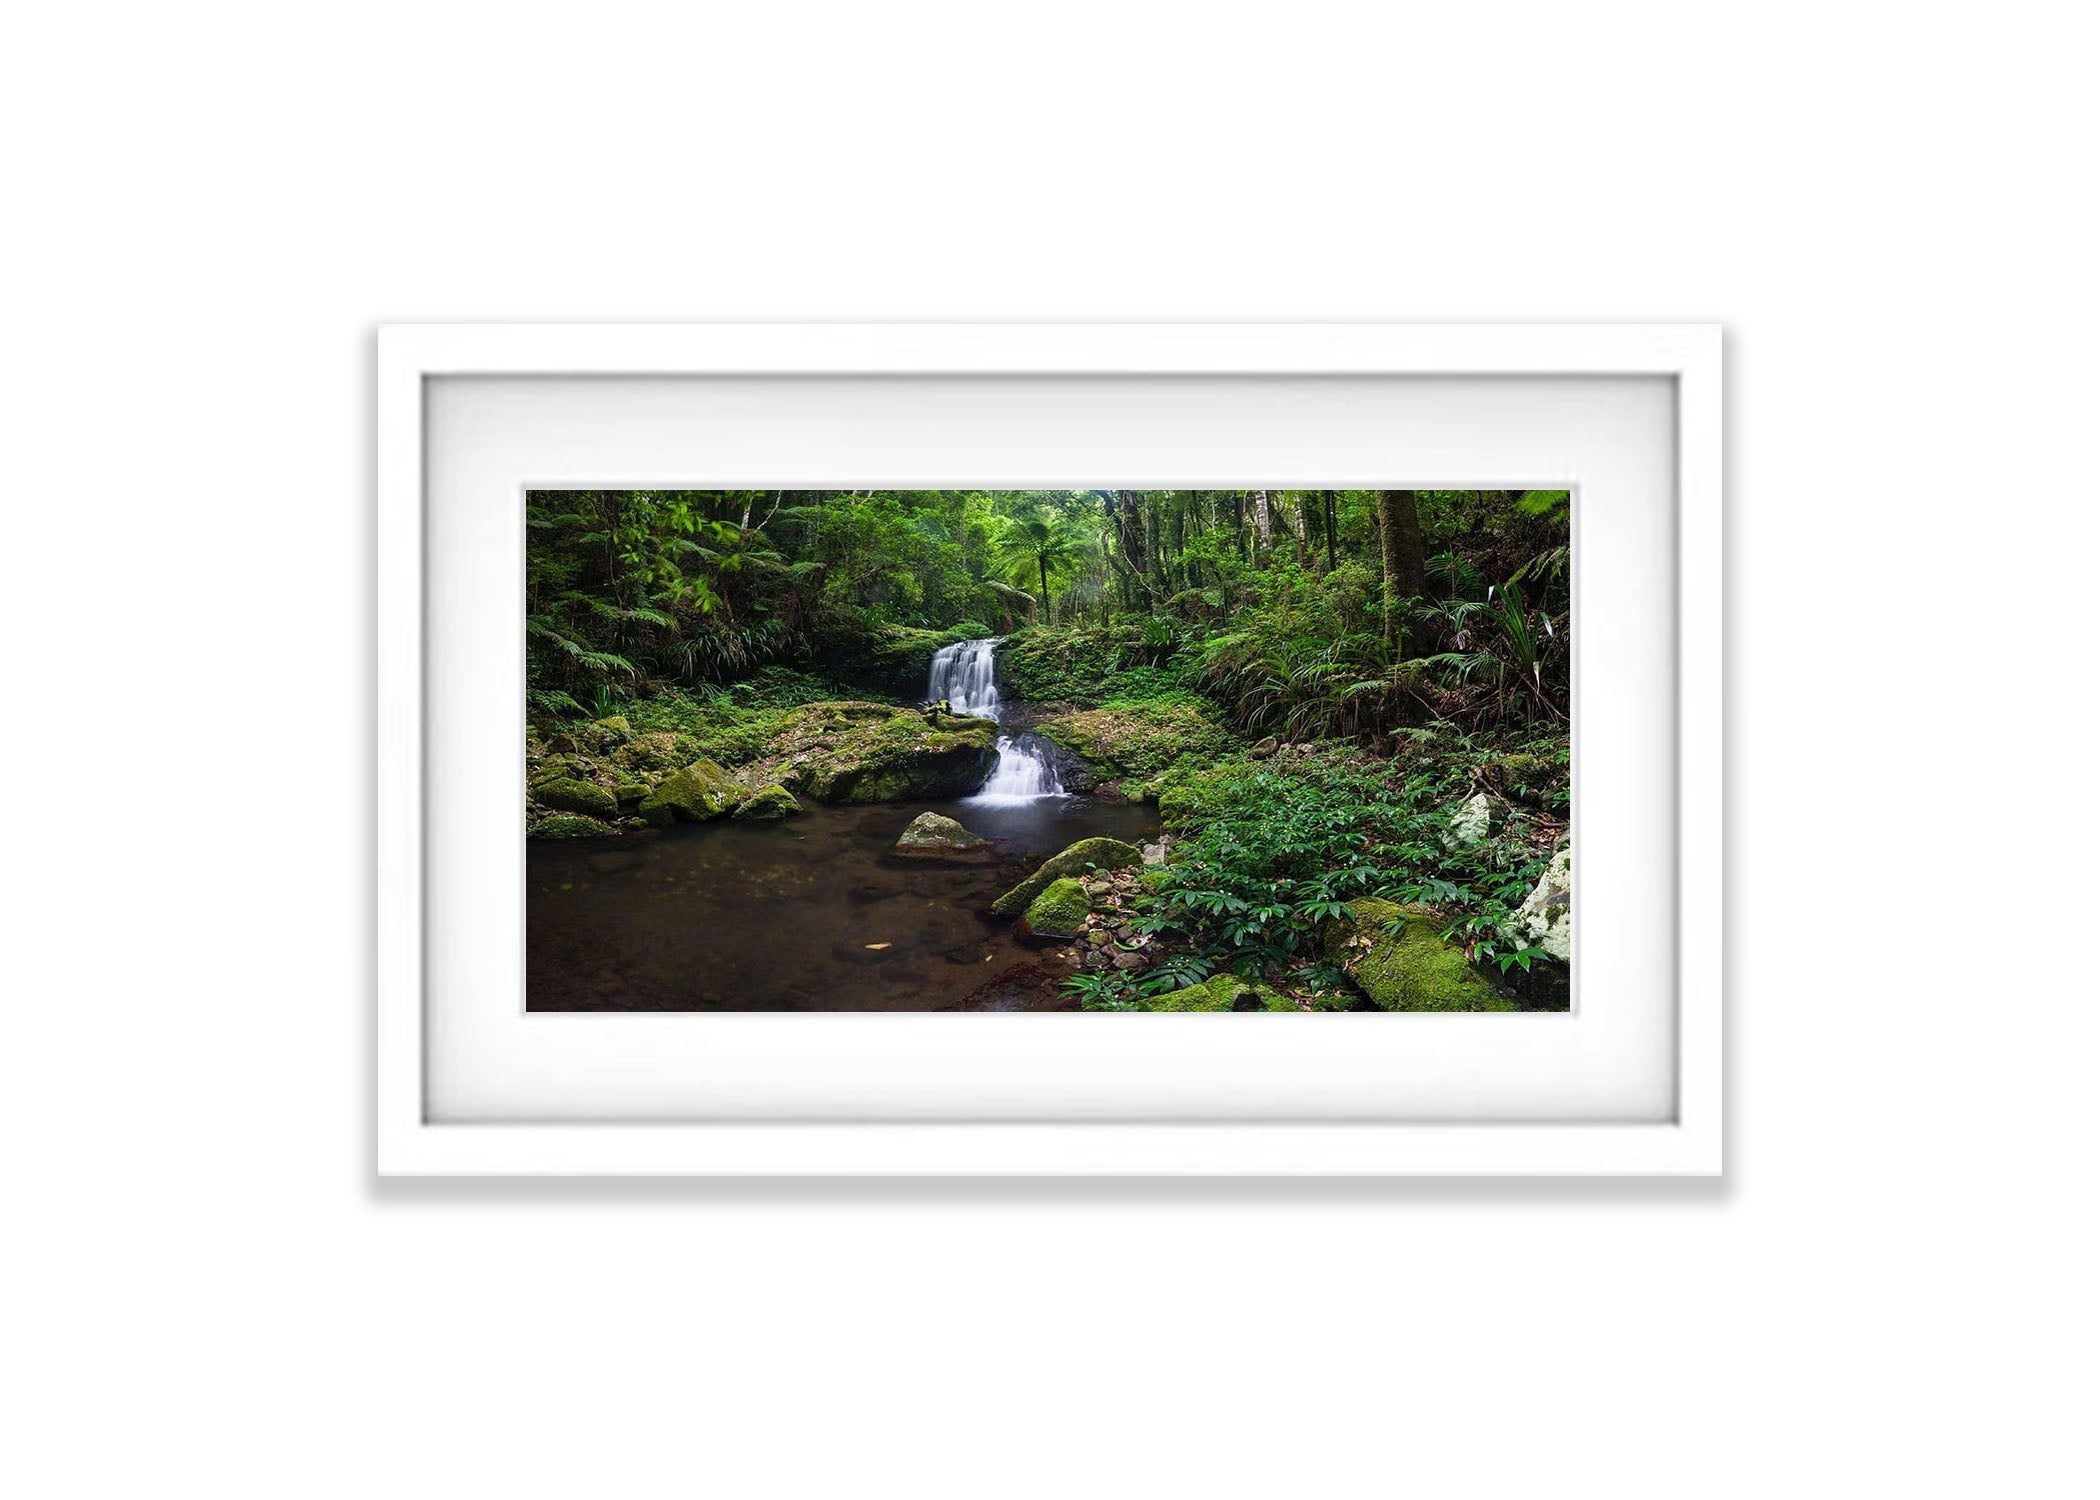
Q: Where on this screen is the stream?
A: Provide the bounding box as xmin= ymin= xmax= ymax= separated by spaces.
xmin=526 ymin=639 xmax=1158 ymax=1011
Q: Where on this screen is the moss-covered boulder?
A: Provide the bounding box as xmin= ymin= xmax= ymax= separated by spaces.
xmin=731 ymin=784 xmax=801 ymax=821
xmin=1487 ymin=751 xmax=1554 ymax=803
xmin=891 ymin=810 xmax=989 ymax=856
xmin=637 ymin=758 xmax=745 ymax=825
xmin=1323 ymin=898 xmax=1516 ymax=1011
xmin=614 ymin=730 xmax=701 ymax=774
xmin=1016 ymin=877 xmax=1090 ymax=940
xmin=1135 ymin=974 xmax=1303 ymax=1012
xmin=751 ymin=702 xmax=998 ymax=804
xmin=988 ymin=836 xmax=1146 ymax=916
xmin=528 ymin=813 xmax=614 ymax=839
xmin=549 ymin=717 xmax=634 ymax=755
xmin=1035 ymin=695 xmax=1233 ymax=780
xmin=613 ymin=781 xmax=650 ymax=807
xmin=531 ymin=777 xmax=619 ymax=818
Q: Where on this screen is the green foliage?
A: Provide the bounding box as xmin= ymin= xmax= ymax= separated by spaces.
xmin=1131 ymin=732 xmax=1566 ymax=1004
xmin=1060 ymin=971 xmax=1143 ymax=1010
xmin=989 ymin=506 xmax=1087 ymax=616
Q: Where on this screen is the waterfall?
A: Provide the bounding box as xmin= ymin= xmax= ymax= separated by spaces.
xmin=927 ymin=637 xmax=1066 ymax=802
xmin=927 ymin=637 xmax=1003 ymax=718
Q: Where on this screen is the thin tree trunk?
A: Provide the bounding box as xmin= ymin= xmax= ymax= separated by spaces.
xmin=1376 ymin=490 xmax=1425 ymax=650
xmin=1252 ymin=488 xmax=1273 ymax=565
xmin=1323 ymin=490 xmax=1338 ymax=572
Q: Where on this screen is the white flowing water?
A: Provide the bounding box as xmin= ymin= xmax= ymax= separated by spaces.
xmin=926 ymin=637 xmax=1066 ymax=803
xmin=927 ymin=637 xmax=1004 ymax=718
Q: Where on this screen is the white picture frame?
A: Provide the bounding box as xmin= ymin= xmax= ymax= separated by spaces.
xmin=378 ymin=323 xmax=1722 ymax=1176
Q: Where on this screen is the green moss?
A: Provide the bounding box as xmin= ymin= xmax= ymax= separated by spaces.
xmin=989 ymin=837 xmax=1145 ymax=916
xmin=637 ymin=758 xmax=745 ymax=825
xmin=1323 ymin=898 xmax=1516 ymax=1012
xmin=760 ymin=703 xmax=998 ymax=804
xmin=1018 ymin=877 xmax=1090 ymax=939
xmin=531 ymin=777 xmax=618 ymax=818
xmin=613 ymin=781 xmax=650 ymax=806
xmin=1136 ymin=974 xmax=1302 ymax=1012
xmin=732 ymin=784 xmax=801 ymax=820
xmin=614 ymin=731 xmax=701 ymax=773
xmin=528 ymin=813 xmax=613 ymax=839
xmin=1036 ymin=695 xmax=1233 ymax=780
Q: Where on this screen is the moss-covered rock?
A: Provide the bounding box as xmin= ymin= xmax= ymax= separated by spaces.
xmin=527 ymin=813 xmax=614 ymax=839
xmin=1486 ymin=751 xmax=1558 ymax=805
xmin=1016 ymin=877 xmax=1090 ymax=940
xmin=614 ymin=730 xmax=701 ymax=773
xmin=1135 ymin=974 xmax=1303 ymax=1012
xmin=550 ymin=717 xmax=634 ymax=755
xmin=891 ymin=810 xmax=988 ymax=855
xmin=531 ymin=776 xmax=619 ymax=818
xmin=537 ymin=751 xmax=606 ymax=783
xmin=731 ymin=784 xmax=801 ymax=820
xmin=613 ymin=781 xmax=651 ymax=806
xmin=637 ymin=758 xmax=745 ymax=825
xmin=1035 ymin=695 xmax=1233 ymax=781
xmin=988 ymin=836 xmax=1146 ymax=916
xmin=1323 ymin=898 xmax=1516 ymax=1012
xmin=749 ymin=702 xmax=998 ymax=804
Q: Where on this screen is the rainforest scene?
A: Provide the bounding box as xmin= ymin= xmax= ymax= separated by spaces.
xmin=526 ymin=488 xmax=1572 ymax=1012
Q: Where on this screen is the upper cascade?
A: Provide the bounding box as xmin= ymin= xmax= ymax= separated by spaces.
xmin=927 ymin=637 xmax=1004 ymax=720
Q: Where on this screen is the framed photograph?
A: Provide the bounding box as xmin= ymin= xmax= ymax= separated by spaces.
xmin=378 ymin=324 xmax=1721 ymax=1175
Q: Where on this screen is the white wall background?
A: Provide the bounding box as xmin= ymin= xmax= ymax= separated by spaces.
xmin=5 ymin=4 xmax=2092 ymax=1496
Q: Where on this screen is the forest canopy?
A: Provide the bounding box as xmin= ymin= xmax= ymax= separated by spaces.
xmin=526 ymin=487 xmax=1570 ymax=737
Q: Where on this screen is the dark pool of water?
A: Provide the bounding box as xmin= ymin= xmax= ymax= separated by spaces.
xmin=527 ymin=795 xmax=1160 ymax=1011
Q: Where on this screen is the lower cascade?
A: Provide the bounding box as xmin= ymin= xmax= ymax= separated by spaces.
xmin=927 ymin=637 xmax=1066 ymax=802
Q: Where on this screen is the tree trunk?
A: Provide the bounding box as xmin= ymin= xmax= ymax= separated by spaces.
xmin=1376 ymin=489 xmax=1425 ymax=649
xmin=1323 ymin=490 xmax=1338 ymax=572
xmin=1037 ymin=554 xmax=1050 ymax=618
xmin=1252 ymin=488 xmax=1273 ymax=565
